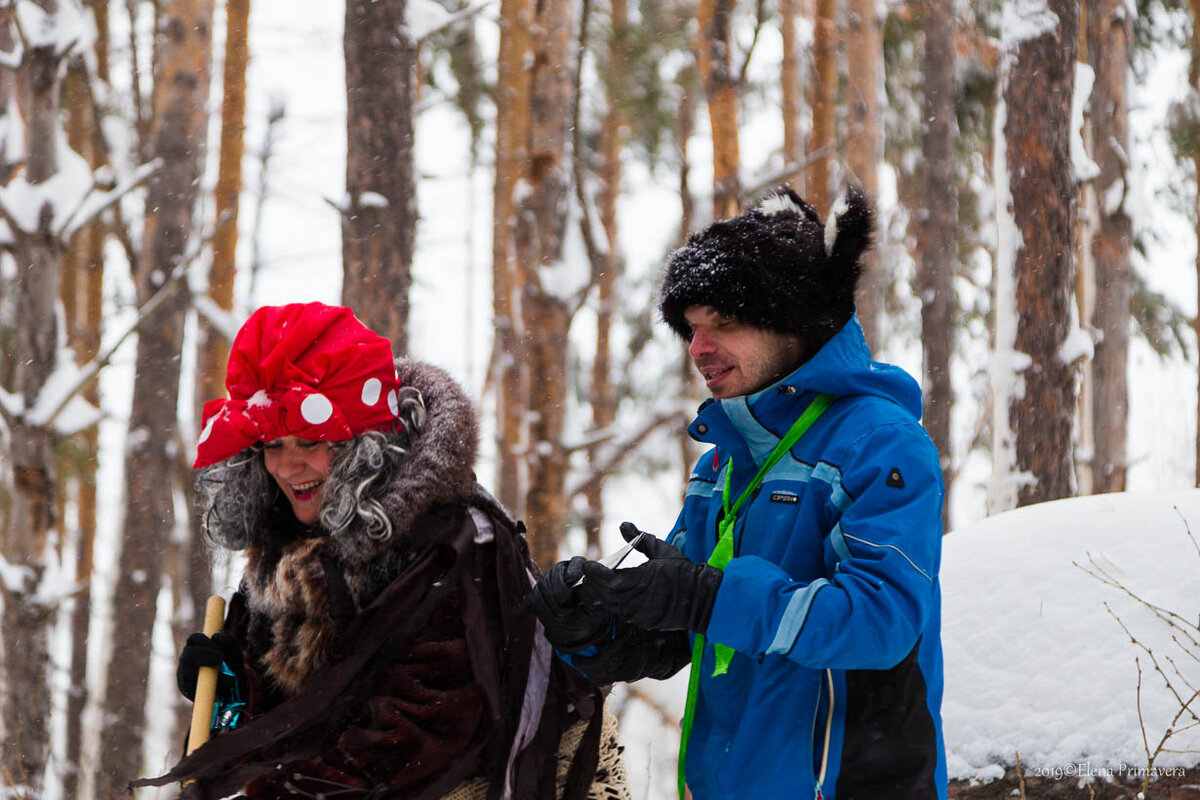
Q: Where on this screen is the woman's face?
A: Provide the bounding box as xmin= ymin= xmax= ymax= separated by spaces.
xmin=262 ymin=436 xmax=336 ymax=526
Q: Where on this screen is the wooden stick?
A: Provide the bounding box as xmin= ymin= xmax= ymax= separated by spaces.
xmin=186 ymin=595 xmax=227 ymax=755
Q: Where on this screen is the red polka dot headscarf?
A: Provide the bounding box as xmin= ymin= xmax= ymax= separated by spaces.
xmin=193 ymin=302 xmax=402 ymax=469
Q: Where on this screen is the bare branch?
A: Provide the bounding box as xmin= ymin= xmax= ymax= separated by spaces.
xmin=413 ymin=0 xmax=491 ymax=44
xmin=568 ymin=405 xmax=691 ymax=500
xmin=1175 ymin=505 xmax=1200 ymax=561
xmin=741 ymin=146 xmax=837 ymax=202
xmin=1077 ymin=554 xmax=1200 ymax=647
xmin=567 ymin=0 xmax=605 ymax=320
xmin=735 ymin=0 xmax=768 ymax=87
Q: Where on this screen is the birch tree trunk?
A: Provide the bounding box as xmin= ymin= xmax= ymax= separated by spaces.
xmin=492 ymin=0 xmax=532 ymax=517
xmin=696 ymin=0 xmax=740 ymax=220
xmin=917 ymin=0 xmax=956 ymax=530
xmin=342 ymin=0 xmax=416 ymax=355
xmin=0 ymin=2 xmax=79 ymax=788
xmin=0 ymin=1 xmax=96 ymax=786
xmin=846 ymin=0 xmax=882 ymax=347
xmin=1087 ymin=0 xmax=1132 ymax=494
xmin=1000 ymin=1 xmax=1079 ymax=509
xmin=676 ymin=79 xmax=698 ymax=494
xmin=96 ymin=0 xmax=214 ymax=793
xmin=514 ymin=0 xmax=574 ymax=568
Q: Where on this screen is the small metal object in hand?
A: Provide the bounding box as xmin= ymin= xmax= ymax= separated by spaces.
xmin=573 ymin=531 xmax=646 ymax=587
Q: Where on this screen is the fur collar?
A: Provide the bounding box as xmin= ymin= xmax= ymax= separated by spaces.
xmin=327 ymin=357 xmax=480 ymax=567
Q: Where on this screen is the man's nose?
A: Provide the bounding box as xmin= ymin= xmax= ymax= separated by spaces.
xmin=689 ymin=330 xmax=714 ymax=358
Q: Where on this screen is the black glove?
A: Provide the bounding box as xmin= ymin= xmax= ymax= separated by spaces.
xmin=177 ymin=630 xmax=245 ymax=702
xmin=576 ymin=522 xmax=723 ymax=633
xmin=562 ymin=624 xmax=692 ymax=685
xmin=531 ymin=556 xmax=616 ymax=652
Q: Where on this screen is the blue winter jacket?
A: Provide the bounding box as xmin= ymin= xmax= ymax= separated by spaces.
xmin=671 ymin=317 xmax=946 ymax=800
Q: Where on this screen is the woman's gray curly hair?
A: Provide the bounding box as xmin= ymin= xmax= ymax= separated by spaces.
xmin=196 ymin=387 xmax=427 ymax=551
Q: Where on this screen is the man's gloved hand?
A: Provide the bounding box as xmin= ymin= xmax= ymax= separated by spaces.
xmin=576 ymin=522 xmax=723 ymax=633
xmin=531 ymin=556 xmax=616 ymax=652
xmin=561 ymin=624 xmax=692 ymax=685
xmin=177 ymin=631 xmax=245 ymax=702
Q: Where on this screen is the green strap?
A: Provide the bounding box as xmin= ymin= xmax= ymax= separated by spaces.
xmin=676 ymin=393 xmax=835 ymax=800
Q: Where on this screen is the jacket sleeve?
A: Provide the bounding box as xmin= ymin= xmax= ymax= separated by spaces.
xmin=704 ymin=422 xmax=943 ymax=670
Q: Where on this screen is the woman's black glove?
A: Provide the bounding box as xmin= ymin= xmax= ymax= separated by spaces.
xmin=561 ymin=625 xmax=692 ymax=685
xmin=531 ymin=557 xmax=615 ymax=652
xmin=176 ymin=631 xmax=245 ymax=702
xmin=577 ymin=522 xmax=723 ymax=633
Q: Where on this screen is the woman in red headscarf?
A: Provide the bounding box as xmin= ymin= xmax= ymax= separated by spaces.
xmin=140 ymin=303 xmax=628 ymax=800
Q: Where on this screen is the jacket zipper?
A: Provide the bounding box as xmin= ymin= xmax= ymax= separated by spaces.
xmin=813 ymin=668 xmax=834 ymax=800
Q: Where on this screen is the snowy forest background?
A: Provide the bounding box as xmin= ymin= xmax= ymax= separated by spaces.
xmin=1 ymin=0 xmax=1200 ymax=797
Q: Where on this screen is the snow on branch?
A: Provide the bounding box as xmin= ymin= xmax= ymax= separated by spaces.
xmin=58 ymin=158 xmax=161 ymax=241
xmin=0 ymin=133 xmax=92 ymax=234
xmin=33 ymin=252 xmax=194 ymax=431
xmin=0 ymin=552 xmax=36 ymax=595
xmin=192 ymin=293 xmax=244 ymax=345
xmin=14 ymin=0 xmax=95 ymax=58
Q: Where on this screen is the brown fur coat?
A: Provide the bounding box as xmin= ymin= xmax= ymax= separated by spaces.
xmin=138 ymin=360 xmax=602 ymax=800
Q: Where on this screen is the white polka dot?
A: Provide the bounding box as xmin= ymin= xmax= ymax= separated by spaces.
xmin=361 ymin=377 xmax=382 ymax=406
xmin=387 ymin=389 xmax=399 ymax=416
xmin=301 ymin=393 xmax=334 ymax=425
xmin=197 ymin=414 xmax=217 ymax=444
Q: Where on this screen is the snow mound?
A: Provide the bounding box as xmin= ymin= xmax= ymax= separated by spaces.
xmin=943 ymin=489 xmax=1200 ymax=781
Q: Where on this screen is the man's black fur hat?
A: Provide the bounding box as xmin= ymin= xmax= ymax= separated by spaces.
xmin=658 ymin=184 xmax=874 ymax=351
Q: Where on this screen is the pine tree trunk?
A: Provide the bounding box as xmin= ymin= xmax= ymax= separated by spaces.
xmin=1005 ymin=0 xmax=1079 ymax=508
xmin=515 ymin=0 xmax=575 ymax=569
xmin=586 ymin=0 xmax=627 ymax=554
xmin=809 ymin=0 xmax=837 ymax=211
xmin=176 ymin=0 xmax=250 ymax=758
xmin=492 ymin=0 xmax=533 ymax=517
xmin=1190 ymin=0 xmax=1200 ymax=487
xmin=846 ymin=0 xmax=882 ymax=347
xmin=780 ymin=0 xmax=805 ymax=195
xmin=1087 ymin=0 xmax=1132 ymax=494
xmin=342 ymin=0 xmax=416 ymax=355
xmin=696 ymin=0 xmax=740 ymax=219
xmin=676 ymin=80 xmax=699 ymax=493
xmin=197 ymin=0 xmax=250 ymax=416
xmin=918 ymin=0 xmax=956 ymax=530
xmin=0 ymin=10 xmax=72 ymax=789
xmin=95 ymin=0 xmax=214 ymax=794
xmin=60 ymin=53 xmax=106 ymax=800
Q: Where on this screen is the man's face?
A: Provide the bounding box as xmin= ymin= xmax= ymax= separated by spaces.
xmin=684 ymin=306 xmax=806 ymax=399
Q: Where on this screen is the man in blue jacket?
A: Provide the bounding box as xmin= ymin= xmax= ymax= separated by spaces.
xmin=532 ymin=185 xmax=946 ymax=800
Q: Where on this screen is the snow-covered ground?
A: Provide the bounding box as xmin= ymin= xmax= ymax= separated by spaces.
xmin=942 ymin=489 xmax=1200 ymax=782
